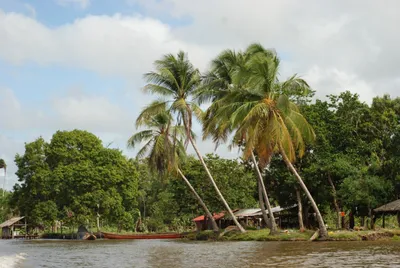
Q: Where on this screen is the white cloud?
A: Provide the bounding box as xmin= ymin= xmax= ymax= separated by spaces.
xmin=51 ymin=90 xmax=133 ymax=133
xmin=0 ymin=11 xmax=211 ymax=78
xmin=56 ymin=0 xmax=90 ymax=9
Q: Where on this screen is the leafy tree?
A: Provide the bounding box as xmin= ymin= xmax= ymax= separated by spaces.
xmin=10 ymin=130 xmax=139 ymax=230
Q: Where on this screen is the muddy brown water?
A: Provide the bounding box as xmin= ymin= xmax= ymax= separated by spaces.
xmin=1 ymin=239 xmax=400 ymax=267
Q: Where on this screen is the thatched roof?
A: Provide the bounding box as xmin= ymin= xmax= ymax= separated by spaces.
xmin=0 ymin=217 xmax=24 ymax=228
xmin=374 ymin=200 xmax=400 ymax=213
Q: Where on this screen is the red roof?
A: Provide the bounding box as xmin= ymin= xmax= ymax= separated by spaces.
xmin=192 ymin=212 xmax=225 ymax=222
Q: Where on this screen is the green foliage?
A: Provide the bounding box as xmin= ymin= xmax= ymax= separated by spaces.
xmin=0 ymin=189 xmax=12 ymax=223
xmin=175 ymin=155 xmax=257 ymax=213
xmin=129 ymin=154 xmax=257 ymax=232
xmin=10 ymin=130 xmax=139 ymax=229
xmin=340 ymin=173 xmax=392 ymax=215
xmin=31 ymin=201 xmax=58 ymax=228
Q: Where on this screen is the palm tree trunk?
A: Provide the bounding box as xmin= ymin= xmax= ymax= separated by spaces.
xmin=327 ymin=173 xmax=340 ymax=229
xmin=177 ymin=169 xmax=219 ymax=232
xmin=250 ymin=152 xmax=277 ymax=234
xmin=295 ymin=187 xmax=305 ymax=231
xmin=189 ymin=137 xmax=246 ymax=233
xmin=279 ymin=145 xmax=328 ymax=239
xmin=258 ymin=180 xmax=271 ymax=228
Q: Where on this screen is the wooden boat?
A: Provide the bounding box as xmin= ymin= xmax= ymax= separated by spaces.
xmin=101 ymin=232 xmax=183 ymax=240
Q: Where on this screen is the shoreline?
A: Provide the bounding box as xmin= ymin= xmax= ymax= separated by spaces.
xmin=184 ymin=228 xmax=400 ymax=242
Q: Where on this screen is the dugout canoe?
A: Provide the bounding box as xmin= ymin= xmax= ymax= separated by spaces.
xmin=101 ymin=232 xmax=183 ymax=240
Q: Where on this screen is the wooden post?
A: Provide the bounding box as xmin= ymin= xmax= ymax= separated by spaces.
xmin=382 ymin=213 xmax=385 ymax=228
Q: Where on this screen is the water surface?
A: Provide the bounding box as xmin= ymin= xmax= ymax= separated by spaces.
xmin=1 ymin=239 xmax=400 ymax=267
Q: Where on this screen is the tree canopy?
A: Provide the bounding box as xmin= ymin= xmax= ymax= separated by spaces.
xmin=10 ymin=130 xmax=139 ymax=229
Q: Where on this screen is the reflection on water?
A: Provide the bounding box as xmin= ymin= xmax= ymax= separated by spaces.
xmin=1 ymin=239 xmax=400 ymax=267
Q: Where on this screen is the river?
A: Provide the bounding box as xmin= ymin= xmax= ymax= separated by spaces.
xmin=1 ymin=239 xmax=400 ymax=267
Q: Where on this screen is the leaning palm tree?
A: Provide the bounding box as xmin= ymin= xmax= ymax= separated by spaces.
xmin=201 ymin=44 xmax=328 ymax=239
xmin=0 ymin=159 xmax=6 ymax=198
xmin=137 ymin=52 xmax=245 ymax=233
xmin=128 ymin=111 xmax=219 ymax=232
xmin=198 ymin=48 xmax=278 ymax=234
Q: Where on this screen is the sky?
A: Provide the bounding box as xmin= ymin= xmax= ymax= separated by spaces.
xmin=1 ymin=0 xmax=400 ymax=189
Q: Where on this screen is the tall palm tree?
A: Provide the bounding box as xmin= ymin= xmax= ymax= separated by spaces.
xmin=198 ymin=48 xmax=278 ymax=234
xmin=128 ymin=112 xmax=219 ymax=232
xmin=200 ymin=44 xmax=328 ymax=239
xmin=0 ymin=159 xmax=6 ymax=198
xmin=137 ymin=52 xmax=245 ymax=233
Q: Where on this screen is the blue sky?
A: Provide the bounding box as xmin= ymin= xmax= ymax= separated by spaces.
xmin=1 ymin=0 xmax=400 ymax=189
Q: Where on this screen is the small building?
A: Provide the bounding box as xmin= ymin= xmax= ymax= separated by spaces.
xmin=192 ymin=205 xmax=298 ymax=231
xmin=193 ymin=212 xmax=227 ymax=231
xmin=233 ymin=208 xmax=263 ymax=227
xmin=374 ymin=199 xmax=400 ymax=228
xmin=0 ymin=217 xmax=26 ymax=239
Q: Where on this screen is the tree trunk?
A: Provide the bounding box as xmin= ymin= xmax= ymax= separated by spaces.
xmin=327 ymin=173 xmax=340 ymax=229
xmin=349 ymin=211 xmax=355 ymax=229
xmin=177 ymin=169 xmax=219 ymax=232
xmin=189 ymin=138 xmax=245 ymax=233
xmin=250 ymin=152 xmax=277 ymax=234
xmin=258 ymin=180 xmax=271 ymax=228
xmin=295 ymin=187 xmax=305 ymax=231
xmin=279 ymin=145 xmax=328 ymax=239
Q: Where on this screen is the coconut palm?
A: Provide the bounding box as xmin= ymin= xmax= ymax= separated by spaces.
xmin=198 ymin=48 xmax=278 ymax=234
xmin=0 ymin=159 xmax=6 ymax=198
xmin=137 ymin=51 xmax=245 ymax=232
xmin=128 ymin=111 xmax=219 ymax=232
xmin=200 ymin=44 xmax=328 ymax=239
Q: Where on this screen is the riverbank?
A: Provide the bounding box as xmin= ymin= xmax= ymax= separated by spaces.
xmin=185 ymin=228 xmax=400 ymax=241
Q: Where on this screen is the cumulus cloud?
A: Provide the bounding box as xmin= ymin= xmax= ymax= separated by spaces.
xmin=0 ymin=11 xmax=211 ymax=78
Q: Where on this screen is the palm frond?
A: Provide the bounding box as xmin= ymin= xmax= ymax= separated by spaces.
xmin=136 ymin=100 xmax=169 ymax=127
xmin=127 ymin=130 xmax=155 ymax=149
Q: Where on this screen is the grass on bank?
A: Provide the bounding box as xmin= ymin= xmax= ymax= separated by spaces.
xmin=185 ymin=229 xmax=314 ymax=241
xmin=185 ymin=228 xmax=400 ymax=241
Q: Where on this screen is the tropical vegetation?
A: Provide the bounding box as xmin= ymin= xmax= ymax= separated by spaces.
xmin=2 ymin=44 xmax=400 ymax=238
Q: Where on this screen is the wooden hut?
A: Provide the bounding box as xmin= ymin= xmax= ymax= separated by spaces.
xmin=192 ymin=205 xmax=298 ymax=231
xmin=374 ymin=199 xmax=400 ymax=228
xmin=0 ymin=216 xmax=25 ymax=239
xmin=193 ymin=212 xmax=227 ymax=231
